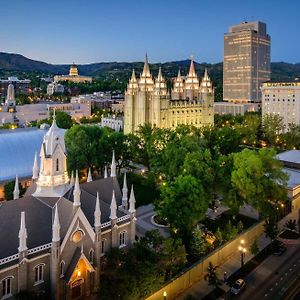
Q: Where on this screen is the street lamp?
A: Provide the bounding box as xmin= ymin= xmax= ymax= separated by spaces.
xmin=238 ymin=240 xmax=246 ymax=268
xmin=163 ymin=291 xmax=167 ymax=300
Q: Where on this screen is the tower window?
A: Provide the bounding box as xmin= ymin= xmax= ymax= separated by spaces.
xmin=2 ymin=277 xmax=13 ymax=297
xmin=56 ymin=158 xmax=59 ymax=172
xmin=119 ymin=231 xmax=126 ymax=247
xmin=89 ymin=249 xmax=94 ymax=264
xmin=34 ymin=264 xmax=44 ymax=284
xmin=60 ymin=261 xmax=65 ymax=277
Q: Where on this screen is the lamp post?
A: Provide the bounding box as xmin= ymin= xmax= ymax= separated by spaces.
xmin=163 ymin=291 xmax=167 ymax=300
xmin=238 ymin=240 xmax=246 ymax=268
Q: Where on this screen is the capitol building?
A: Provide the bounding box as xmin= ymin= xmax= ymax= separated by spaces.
xmin=124 ymin=55 xmax=214 ymax=134
xmin=54 ymin=63 xmax=92 ymax=83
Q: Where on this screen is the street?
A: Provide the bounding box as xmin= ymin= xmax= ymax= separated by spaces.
xmin=236 ymin=243 xmax=300 ymax=300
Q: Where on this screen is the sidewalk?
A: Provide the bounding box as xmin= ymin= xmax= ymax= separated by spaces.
xmin=175 ymin=232 xmax=271 ymax=300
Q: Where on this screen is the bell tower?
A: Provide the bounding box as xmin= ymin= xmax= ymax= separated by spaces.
xmin=33 ymin=111 xmax=70 ymax=197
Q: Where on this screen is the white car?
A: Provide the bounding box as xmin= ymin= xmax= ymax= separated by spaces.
xmin=231 ymin=279 xmax=246 ymax=295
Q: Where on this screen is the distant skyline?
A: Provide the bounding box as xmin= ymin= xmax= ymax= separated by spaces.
xmin=1 ymin=0 xmax=300 ymax=64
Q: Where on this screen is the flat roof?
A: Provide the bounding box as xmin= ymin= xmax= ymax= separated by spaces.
xmin=277 ymin=150 xmax=300 ymax=164
xmin=283 ymin=168 xmax=300 ymax=189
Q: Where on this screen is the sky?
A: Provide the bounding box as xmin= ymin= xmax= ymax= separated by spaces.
xmin=1 ymin=0 xmax=299 ymax=64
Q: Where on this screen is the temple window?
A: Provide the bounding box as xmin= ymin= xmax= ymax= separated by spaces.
xmin=2 ymin=276 xmax=13 ymax=297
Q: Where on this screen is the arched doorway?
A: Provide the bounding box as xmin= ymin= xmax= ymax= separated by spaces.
xmin=71 ymin=278 xmax=84 ymax=299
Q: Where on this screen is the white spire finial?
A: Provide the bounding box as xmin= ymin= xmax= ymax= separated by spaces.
xmin=87 ymin=168 xmax=93 ymax=182
xmin=110 ymin=150 xmax=116 ymax=177
xmin=32 ymin=152 xmax=39 ymax=180
xmin=129 ymin=185 xmax=136 ymax=214
xmin=141 ymin=53 xmax=151 ymax=77
xmin=104 ymin=166 xmax=108 ymax=179
xmin=13 ymin=175 xmax=20 ymax=200
xmin=188 ymin=56 xmax=196 ymax=77
xmin=73 ymin=170 xmax=81 ymax=207
xmin=70 ymin=171 xmax=74 ymax=186
xmin=110 ymin=190 xmax=117 ymax=220
xmin=130 ymin=69 xmax=137 ymax=82
xmin=94 ymin=192 xmax=101 ymax=228
xmin=18 ymin=211 xmax=27 ymax=252
xmin=157 ymin=66 xmax=164 ymax=81
xmin=52 ymin=205 xmax=60 ymax=242
xmin=122 ymin=173 xmax=128 ymax=209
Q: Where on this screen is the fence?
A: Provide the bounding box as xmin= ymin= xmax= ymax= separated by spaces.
xmin=146 ymin=220 xmax=265 ymax=300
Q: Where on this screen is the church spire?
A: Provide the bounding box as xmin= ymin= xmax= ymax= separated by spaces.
xmin=157 ymin=66 xmax=163 ymax=82
xmin=52 ymin=205 xmax=60 ymax=242
xmin=122 ymin=173 xmax=128 ymax=210
xmin=141 ymin=53 xmax=151 ymax=77
xmin=13 ymin=175 xmax=19 ymax=200
xmin=87 ymin=168 xmax=92 ymax=182
xmin=73 ymin=170 xmax=81 ymax=207
xmin=130 ymin=69 xmax=137 ymax=82
xmin=70 ymin=171 xmax=74 ymax=186
xmin=104 ymin=166 xmax=108 ymax=179
xmin=18 ymin=211 xmax=27 ymax=252
xmin=188 ymin=56 xmax=197 ymax=78
xmin=94 ymin=192 xmax=101 ymax=228
xmin=129 ymin=185 xmax=136 ymax=214
xmin=32 ymin=152 xmax=39 ymax=180
xmin=110 ymin=150 xmax=116 ymax=177
xmin=110 ymin=190 xmax=117 ymax=220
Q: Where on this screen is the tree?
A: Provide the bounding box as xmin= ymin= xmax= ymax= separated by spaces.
xmin=264 ymin=218 xmax=279 ymax=248
xmin=250 ymin=239 xmax=259 ymax=256
xmin=262 ymin=114 xmax=285 ymax=146
xmin=204 ymin=262 xmax=221 ymax=289
xmin=190 ymin=227 xmax=209 ymax=259
xmin=155 ymin=175 xmax=209 ymax=249
xmin=50 ymin=111 xmax=74 ymax=129
xmin=231 ymin=148 xmax=288 ymax=217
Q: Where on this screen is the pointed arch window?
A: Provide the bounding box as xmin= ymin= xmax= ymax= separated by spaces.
xmin=34 ymin=263 xmax=45 ymax=284
xmin=89 ymin=249 xmax=94 ymax=264
xmin=56 ymin=158 xmax=59 ymax=172
xmin=60 ymin=261 xmax=65 ymax=277
xmin=2 ymin=276 xmax=13 ymax=297
xmin=119 ymin=231 xmax=126 ymax=248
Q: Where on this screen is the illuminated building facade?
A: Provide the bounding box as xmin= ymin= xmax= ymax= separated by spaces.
xmin=124 ymin=55 xmax=214 ymax=134
xmin=223 ymin=21 xmax=270 ymax=103
xmin=0 ymin=117 xmax=136 ymax=299
xmin=262 ymin=79 xmax=300 ymax=128
xmin=54 ymin=63 xmax=92 ymax=83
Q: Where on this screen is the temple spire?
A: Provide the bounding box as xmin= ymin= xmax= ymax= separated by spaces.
xmin=87 ymin=168 xmax=92 ymax=182
xmin=13 ymin=175 xmax=20 ymax=200
xmin=110 ymin=150 xmax=116 ymax=177
xmin=94 ymin=192 xmax=101 ymax=228
xmin=122 ymin=173 xmax=128 ymax=210
xmin=110 ymin=190 xmax=117 ymax=220
xmin=52 ymin=205 xmax=60 ymax=242
xmin=18 ymin=211 xmax=27 ymax=252
xmin=141 ymin=53 xmax=151 ymax=77
xmin=129 ymin=185 xmax=136 ymax=214
xmin=157 ymin=66 xmax=163 ymax=81
xmin=104 ymin=166 xmax=108 ymax=179
xmin=130 ymin=69 xmax=137 ymax=82
xmin=32 ymin=152 xmax=39 ymax=180
xmin=188 ymin=56 xmax=197 ymax=77
xmin=73 ymin=170 xmax=81 ymax=207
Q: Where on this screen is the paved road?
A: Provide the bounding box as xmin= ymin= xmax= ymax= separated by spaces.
xmin=236 ymin=243 xmax=300 ymax=300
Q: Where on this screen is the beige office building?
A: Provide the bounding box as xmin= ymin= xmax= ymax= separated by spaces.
xmin=262 ymin=80 xmax=300 ymax=128
xmin=223 ymin=21 xmax=271 ymax=103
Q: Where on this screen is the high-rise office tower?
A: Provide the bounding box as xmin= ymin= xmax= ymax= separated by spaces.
xmin=223 ymin=21 xmax=271 ymax=103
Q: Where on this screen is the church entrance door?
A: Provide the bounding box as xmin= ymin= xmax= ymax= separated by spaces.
xmin=71 ymin=278 xmax=84 ymax=299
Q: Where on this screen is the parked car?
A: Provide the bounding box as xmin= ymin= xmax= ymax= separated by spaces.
xmin=273 ymin=240 xmax=286 ymax=256
xmin=231 ymin=279 xmax=246 ymax=295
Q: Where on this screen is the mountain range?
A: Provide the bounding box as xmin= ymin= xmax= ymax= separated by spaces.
xmin=0 ymin=52 xmax=300 ymax=81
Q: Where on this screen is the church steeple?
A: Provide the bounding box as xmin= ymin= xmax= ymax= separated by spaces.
xmin=87 ymin=168 xmax=93 ymax=182
xmin=141 ymin=53 xmax=151 ymax=78
xmin=110 ymin=150 xmax=116 ymax=178
xmin=13 ymin=175 xmax=19 ymax=200
xmin=188 ymin=57 xmax=197 ymax=78
xmin=129 ymin=185 xmax=136 ymax=214
xmin=200 ymin=68 xmax=213 ymax=93
xmin=122 ymin=173 xmax=128 ymax=210
xmin=110 ymin=190 xmax=117 ymax=220
xmin=32 ymin=152 xmax=39 ymax=180
xmin=139 ymin=54 xmax=154 ymax=90
xmin=52 ymin=205 xmax=60 ymax=242
xmin=33 ymin=109 xmax=69 ymax=197
xmin=94 ymin=192 xmax=101 ymax=228
xmin=18 ymin=211 xmax=27 ymax=252
xmin=154 ymin=66 xmax=167 ymax=94
xmin=73 ymin=170 xmax=81 ymax=207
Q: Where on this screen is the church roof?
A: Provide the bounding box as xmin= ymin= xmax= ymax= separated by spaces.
xmin=0 ymin=177 xmax=124 ymax=260
xmin=0 ymin=128 xmax=47 ymax=183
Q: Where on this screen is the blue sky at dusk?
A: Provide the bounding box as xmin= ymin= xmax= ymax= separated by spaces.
xmin=1 ymin=0 xmax=299 ymax=64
